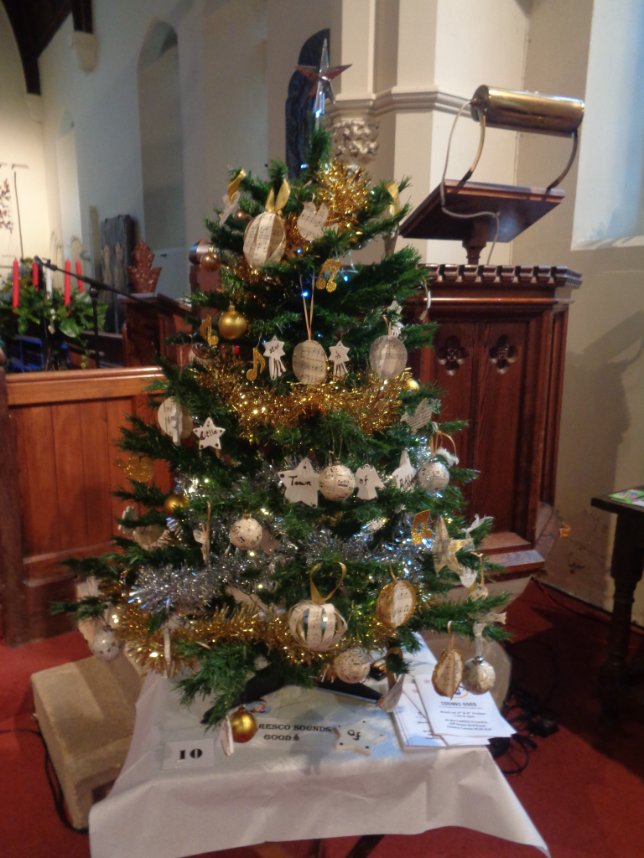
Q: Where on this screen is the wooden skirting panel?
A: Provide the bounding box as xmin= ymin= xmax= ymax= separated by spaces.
xmin=1 ymin=366 xmax=167 ymax=643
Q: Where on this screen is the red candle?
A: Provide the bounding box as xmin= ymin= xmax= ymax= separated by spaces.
xmin=12 ymin=258 xmax=19 ymax=308
xmin=75 ymin=259 xmax=84 ymax=292
xmin=32 ymin=260 xmax=39 ymax=288
xmin=64 ymin=259 xmax=72 ymax=306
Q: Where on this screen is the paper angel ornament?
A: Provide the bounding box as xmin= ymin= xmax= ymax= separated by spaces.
xmin=355 ymin=464 xmax=385 ymax=501
xmin=391 ymin=450 xmax=417 ymax=491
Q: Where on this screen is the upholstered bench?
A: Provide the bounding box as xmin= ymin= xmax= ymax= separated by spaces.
xmin=31 ymin=653 xmax=142 ymax=829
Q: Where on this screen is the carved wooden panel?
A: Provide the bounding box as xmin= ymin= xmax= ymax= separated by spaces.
xmin=1 ymin=367 xmax=169 ymax=641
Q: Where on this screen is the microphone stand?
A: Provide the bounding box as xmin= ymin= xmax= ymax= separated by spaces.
xmin=35 ymin=257 xmax=145 ymax=369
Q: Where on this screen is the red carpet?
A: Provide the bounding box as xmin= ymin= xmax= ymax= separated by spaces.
xmin=1 ymin=581 xmax=643 ymax=858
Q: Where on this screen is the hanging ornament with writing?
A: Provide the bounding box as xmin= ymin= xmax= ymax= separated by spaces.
xmin=193 ymin=417 xmax=226 ymax=451
xmin=376 ymin=570 xmax=417 ymax=628
xmin=329 ymin=340 xmax=350 ymax=377
xmin=278 ymin=457 xmax=319 ymax=507
xmin=288 ymin=563 xmax=348 ymax=652
xmin=369 ymin=315 xmax=408 ymax=380
xmin=354 ymin=464 xmax=385 ymax=501
xmin=157 ymin=397 xmax=194 ymax=445
xmin=391 ymin=449 xmax=417 ymax=491
xmin=318 ymin=463 xmax=356 ymax=501
xmin=262 ymin=335 xmax=287 ymax=379
xmin=431 ymin=622 xmax=463 ymax=698
xmin=229 ymin=515 xmax=264 ymax=550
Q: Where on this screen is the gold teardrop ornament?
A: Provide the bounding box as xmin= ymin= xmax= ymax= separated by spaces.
xmin=431 ymin=623 xmax=463 ymax=698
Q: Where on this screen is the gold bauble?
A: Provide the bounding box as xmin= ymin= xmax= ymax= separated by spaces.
xmin=405 ymin=377 xmax=421 ymax=391
xmin=229 ymin=707 xmax=257 ymax=743
xmin=200 ymin=250 xmax=220 ymax=271
xmin=163 ymin=493 xmax=189 ymax=515
xmin=218 ymin=304 xmax=248 ymax=340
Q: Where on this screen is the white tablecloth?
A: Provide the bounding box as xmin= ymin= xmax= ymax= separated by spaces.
xmin=90 ymin=673 xmax=549 ymax=858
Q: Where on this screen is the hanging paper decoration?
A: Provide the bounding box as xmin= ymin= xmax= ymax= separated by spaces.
xmin=376 ymin=574 xmax=417 ymax=628
xmin=297 ymin=201 xmax=329 ymax=240
xmin=90 ymin=625 xmax=122 ymax=662
xmin=369 ymin=330 xmax=407 ymax=380
xmin=158 ymin=397 xmax=194 ymax=445
xmin=431 ymin=622 xmax=463 ymax=698
xmin=288 ymin=563 xmax=347 ymax=652
xmin=332 ymin=646 xmax=371 ymax=684
xmin=431 ymin=516 xmax=470 ymax=574
xmin=354 ymin=464 xmax=385 ymax=501
xmin=246 ymin=347 xmax=267 ymax=382
xmin=417 ymin=459 xmax=450 ymax=492
xmin=193 ymin=417 xmax=225 ymax=451
xmin=391 ymin=450 xmax=416 ymax=491
xmin=292 ymin=283 xmax=327 ymax=384
xmin=318 ymin=464 xmax=355 ymax=501
xmin=262 ymin=336 xmax=286 ymax=379
xmin=278 ymin=457 xmax=319 ymax=507
xmin=385 ymin=299 xmax=404 ymax=337
xmin=229 ymin=516 xmax=264 ymax=550
xmin=461 ymin=623 xmax=496 ymax=694
xmin=220 ymin=169 xmax=246 ymax=224
xmin=199 ymin=316 xmax=219 ymax=347
xmin=410 ymin=509 xmax=432 ymax=545
xmin=400 ymin=399 xmax=436 ymax=433
xmin=328 ymin=340 xmax=350 ymax=377
xmin=243 ymin=180 xmax=289 ymax=267
xmin=315 ymin=258 xmax=342 ymax=292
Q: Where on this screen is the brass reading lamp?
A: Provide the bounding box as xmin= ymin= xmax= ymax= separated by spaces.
xmin=400 ymin=85 xmax=585 ymax=263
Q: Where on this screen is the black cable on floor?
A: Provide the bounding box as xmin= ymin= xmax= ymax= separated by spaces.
xmin=0 ymin=722 xmax=88 ymax=834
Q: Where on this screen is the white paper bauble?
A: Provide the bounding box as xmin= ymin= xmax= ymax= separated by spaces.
xmin=292 ymin=340 xmax=327 ymax=385
xmin=90 ymin=626 xmax=122 ymax=662
xmin=318 ymin=464 xmax=356 ymax=501
xmin=243 ymin=211 xmax=286 ymax=267
xmin=461 ymin=656 xmax=496 ymax=694
xmin=229 ymin=516 xmax=263 ymax=550
xmin=333 ymin=647 xmax=371 ymax=684
xmin=417 ymin=460 xmax=450 ymax=492
xmin=157 ymin=397 xmax=193 ymax=443
xmin=369 ymin=335 xmax=408 ymax=380
xmin=288 ymin=600 xmax=347 ymax=652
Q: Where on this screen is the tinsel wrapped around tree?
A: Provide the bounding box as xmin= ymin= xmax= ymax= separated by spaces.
xmin=60 ymin=128 xmax=508 ymax=725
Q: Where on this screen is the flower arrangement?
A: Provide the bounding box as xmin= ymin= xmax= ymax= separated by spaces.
xmin=0 ymin=260 xmax=106 ymax=370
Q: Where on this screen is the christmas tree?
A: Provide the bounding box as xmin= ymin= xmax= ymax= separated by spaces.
xmin=60 ymin=127 xmax=508 ymax=726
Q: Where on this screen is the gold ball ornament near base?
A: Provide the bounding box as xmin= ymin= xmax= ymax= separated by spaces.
xmin=163 ymin=493 xmax=190 ymax=515
xmin=218 ymin=304 xmax=248 ymax=340
xmin=229 ymin=707 xmax=258 ymax=743
xmin=200 ymin=249 xmax=220 ymax=271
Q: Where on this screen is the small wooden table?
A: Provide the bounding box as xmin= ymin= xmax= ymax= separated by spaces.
xmin=591 ymin=487 xmax=644 ymax=721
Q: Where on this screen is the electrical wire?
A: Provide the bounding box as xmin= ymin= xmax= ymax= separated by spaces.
xmin=0 ymin=722 xmax=88 ymax=833
xmin=439 ymin=100 xmax=501 ymax=264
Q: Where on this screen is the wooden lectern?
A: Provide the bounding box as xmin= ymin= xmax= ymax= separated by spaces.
xmin=401 ymin=181 xmax=581 ymax=576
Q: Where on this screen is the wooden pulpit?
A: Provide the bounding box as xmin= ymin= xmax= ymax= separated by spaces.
xmin=402 ymin=182 xmax=580 ymax=576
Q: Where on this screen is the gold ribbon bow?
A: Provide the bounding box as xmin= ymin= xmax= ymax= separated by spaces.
xmin=227 ymin=169 xmax=246 ymax=199
xmin=385 ymin=180 xmax=401 ymax=216
xmin=309 ymin=561 xmax=347 ymax=605
xmin=265 ymin=179 xmax=291 ymax=214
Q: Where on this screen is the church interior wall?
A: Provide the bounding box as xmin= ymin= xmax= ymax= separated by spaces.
xmin=1 ymin=0 xmax=642 ymax=622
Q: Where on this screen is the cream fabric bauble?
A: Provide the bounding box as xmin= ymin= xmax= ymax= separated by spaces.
xmin=333 ymin=646 xmax=371 ymax=684
xmin=318 ymin=464 xmax=356 ymax=501
xmin=91 ymin=626 xmax=122 ymax=662
xmin=369 ymin=335 xmax=407 ymax=380
xmin=288 ymin=600 xmax=347 ymax=651
xmin=417 ymin=460 xmax=450 ymax=492
xmin=229 ymin=516 xmax=263 ymax=550
xmin=461 ymin=656 xmax=496 ymax=694
xmin=292 ymin=340 xmax=327 ymax=385
xmin=243 ymin=212 xmax=286 ymax=267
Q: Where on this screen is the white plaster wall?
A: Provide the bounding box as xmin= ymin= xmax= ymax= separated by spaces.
xmin=0 ymin=6 xmax=51 ymax=271
xmin=513 ymin=0 xmax=644 ymax=624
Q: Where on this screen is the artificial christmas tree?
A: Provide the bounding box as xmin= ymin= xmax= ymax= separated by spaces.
xmin=59 ymin=127 xmax=508 ymax=728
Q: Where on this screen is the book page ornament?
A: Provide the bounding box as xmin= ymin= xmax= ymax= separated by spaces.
xmin=242 ymin=179 xmax=290 ymax=268
xmin=391 ymin=449 xmax=417 ymax=491
xmin=369 ymin=333 xmax=407 ymax=380
xmin=157 ymin=397 xmax=194 ymax=445
xmin=332 ymin=646 xmax=371 ymax=684
xmin=329 ymin=340 xmax=350 ymax=377
xmin=288 ymin=562 xmax=347 ymax=652
xmin=431 ymin=622 xmax=463 ymax=698
xmin=292 ymin=339 xmax=327 ymax=384
xmin=229 ymin=516 xmax=263 ymax=550
xmin=297 ymin=201 xmax=329 ymax=240
xmin=318 ymin=464 xmax=355 ymax=501
xmin=376 ymin=574 xmax=417 ymax=628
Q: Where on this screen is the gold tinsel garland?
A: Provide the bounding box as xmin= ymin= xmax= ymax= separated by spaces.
xmin=314 ymin=161 xmax=370 ymax=231
xmin=194 ymin=354 xmax=409 ymax=440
